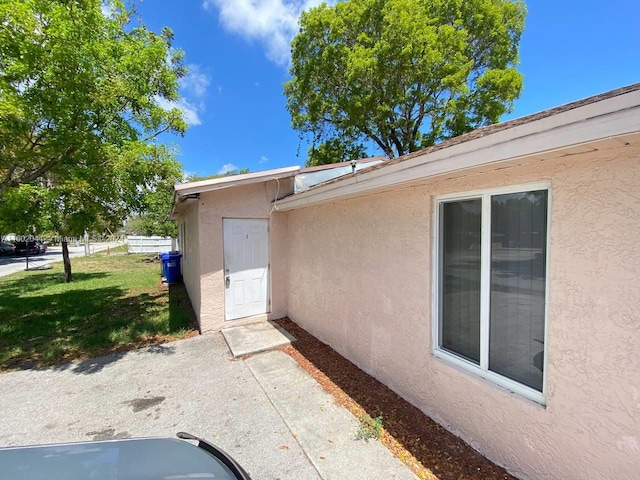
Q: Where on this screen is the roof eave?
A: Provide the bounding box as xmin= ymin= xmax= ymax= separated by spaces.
xmin=175 ymin=166 xmax=300 ymax=197
xmin=276 ymin=87 xmax=640 ymax=211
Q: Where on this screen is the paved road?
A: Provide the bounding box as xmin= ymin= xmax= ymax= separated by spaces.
xmin=0 ymin=242 xmax=122 ymax=278
xmin=0 ymin=334 xmax=417 ymax=480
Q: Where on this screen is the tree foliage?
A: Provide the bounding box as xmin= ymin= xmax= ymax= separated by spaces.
xmin=306 ymin=138 xmax=368 ymax=166
xmin=124 ymin=168 xmax=252 ymax=237
xmin=285 ymin=0 xmax=526 ymax=159
xmin=0 ymin=143 xmax=182 ymax=239
xmin=0 ymin=0 xmax=187 ymax=194
xmin=125 ymin=151 xmax=184 ymax=238
xmin=0 ymin=0 xmax=188 ymax=281
xmin=0 ymin=184 xmax=49 ymax=237
xmin=46 ymin=143 xmax=182 ymax=237
xmin=135 ymin=183 xmax=180 ymax=238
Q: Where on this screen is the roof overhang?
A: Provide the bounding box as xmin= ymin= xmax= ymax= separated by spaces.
xmin=175 ymin=166 xmax=300 ymax=197
xmin=276 ymin=85 xmax=640 ymax=211
xmin=171 ymin=166 xmax=300 ymax=218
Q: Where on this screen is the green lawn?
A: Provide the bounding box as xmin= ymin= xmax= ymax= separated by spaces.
xmin=0 ymin=254 xmax=198 ymax=371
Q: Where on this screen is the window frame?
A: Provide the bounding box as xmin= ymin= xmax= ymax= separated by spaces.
xmin=432 ymin=182 xmax=551 ymax=404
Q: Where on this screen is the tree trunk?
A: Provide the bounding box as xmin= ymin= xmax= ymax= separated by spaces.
xmin=62 ymin=240 xmax=72 ymax=283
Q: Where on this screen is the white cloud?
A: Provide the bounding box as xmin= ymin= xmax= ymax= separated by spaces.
xmin=155 ymin=96 xmax=202 ymax=126
xmin=155 ymin=64 xmax=211 ymax=127
xmin=259 ymin=155 xmax=269 ymax=164
xmin=180 ymin=64 xmax=210 ymax=99
xmin=218 ymin=163 xmax=238 ymax=174
xmin=202 ymin=0 xmax=333 ymax=66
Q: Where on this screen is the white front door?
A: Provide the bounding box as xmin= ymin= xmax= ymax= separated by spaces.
xmin=223 ymin=218 xmax=269 ymax=321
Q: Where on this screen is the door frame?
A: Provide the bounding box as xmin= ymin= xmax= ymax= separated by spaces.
xmin=222 ymin=217 xmax=271 ymax=321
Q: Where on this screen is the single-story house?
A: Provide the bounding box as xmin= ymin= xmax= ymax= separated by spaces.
xmin=172 ymin=83 xmax=640 ymax=480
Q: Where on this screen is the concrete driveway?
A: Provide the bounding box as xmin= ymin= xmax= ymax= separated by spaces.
xmin=0 ymin=333 xmax=417 ymax=480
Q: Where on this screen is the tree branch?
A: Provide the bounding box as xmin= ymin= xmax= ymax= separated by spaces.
xmin=142 ymin=124 xmax=172 ymax=142
xmin=388 ymin=130 xmax=405 ymax=157
xmin=363 ymin=126 xmax=393 ymax=158
xmin=14 ymin=144 xmax=78 ymax=190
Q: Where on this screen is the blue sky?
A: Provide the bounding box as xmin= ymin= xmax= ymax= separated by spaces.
xmin=134 ymin=0 xmax=640 ymax=177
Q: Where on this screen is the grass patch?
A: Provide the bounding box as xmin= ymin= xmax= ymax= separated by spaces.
xmin=89 ymin=243 xmax=130 ymax=256
xmin=0 ymin=254 xmax=198 ymax=371
xmin=106 ymin=243 xmax=130 ymax=255
xmin=357 ymin=414 xmax=384 ymax=441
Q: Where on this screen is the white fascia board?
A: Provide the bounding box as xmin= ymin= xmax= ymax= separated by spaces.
xmin=277 ymin=90 xmax=640 ymax=210
xmin=175 ymin=166 xmax=300 ymax=197
xmin=170 ymin=196 xmax=198 ymax=220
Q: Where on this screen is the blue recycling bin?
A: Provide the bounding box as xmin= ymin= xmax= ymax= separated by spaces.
xmin=164 ymin=253 xmax=183 ymax=284
xmin=159 ymin=253 xmax=169 ymax=279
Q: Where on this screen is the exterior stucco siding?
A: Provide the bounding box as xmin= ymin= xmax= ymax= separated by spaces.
xmin=284 ymin=144 xmax=640 ymax=480
xmin=179 ymin=203 xmax=201 ymax=323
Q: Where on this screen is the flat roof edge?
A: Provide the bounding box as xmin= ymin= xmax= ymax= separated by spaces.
xmin=175 ymin=166 xmax=300 ymax=197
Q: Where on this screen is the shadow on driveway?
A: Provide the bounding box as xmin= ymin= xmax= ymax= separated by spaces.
xmin=52 ymin=343 xmax=177 ymax=375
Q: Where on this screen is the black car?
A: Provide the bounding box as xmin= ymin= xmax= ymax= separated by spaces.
xmin=13 ymin=240 xmax=41 ymax=256
xmin=0 ymin=242 xmax=15 ymax=255
xmin=0 ymin=432 xmax=252 ymax=480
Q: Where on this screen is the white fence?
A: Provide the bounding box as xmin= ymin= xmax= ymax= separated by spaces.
xmin=127 ymin=235 xmax=176 ymax=254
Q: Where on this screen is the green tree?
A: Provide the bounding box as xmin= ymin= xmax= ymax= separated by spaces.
xmin=124 ymin=216 xmax=146 ymax=236
xmin=48 ymin=143 xmax=182 ymax=281
xmin=0 ymin=0 xmax=188 ymax=281
xmin=285 ymin=0 xmax=526 ymax=159
xmin=136 ymin=184 xmax=180 ymax=238
xmin=0 ymin=184 xmax=49 ymax=239
xmin=306 ymin=138 xmax=368 ymax=166
xmin=132 ymin=151 xmax=184 ymax=238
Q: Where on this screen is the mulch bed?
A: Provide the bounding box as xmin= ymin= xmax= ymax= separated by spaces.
xmin=274 ymin=317 xmax=517 ymax=480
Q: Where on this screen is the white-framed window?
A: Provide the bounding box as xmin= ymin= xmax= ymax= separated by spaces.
xmin=433 ymin=183 xmax=550 ymax=404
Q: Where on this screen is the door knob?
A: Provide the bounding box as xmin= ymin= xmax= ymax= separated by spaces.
xmin=225 ymin=276 xmax=230 ymax=288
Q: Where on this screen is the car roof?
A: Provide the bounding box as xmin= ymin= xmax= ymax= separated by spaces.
xmin=0 ymin=437 xmax=241 ymax=480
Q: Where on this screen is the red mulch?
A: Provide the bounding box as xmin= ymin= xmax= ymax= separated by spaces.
xmin=274 ymin=317 xmax=517 ymax=480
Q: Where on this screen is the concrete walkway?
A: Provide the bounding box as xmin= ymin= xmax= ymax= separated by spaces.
xmin=0 ymin=333 xmax=417 ymax=480
xmin=246 ymin=350 xmax=416 ymax=479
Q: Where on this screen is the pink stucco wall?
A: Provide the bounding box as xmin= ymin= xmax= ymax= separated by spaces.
xmin=179 ymin=202 xmax=201 ymax=322
xmin=284 ymin=143 xmax=640 ymax=479
xmin=193 ymin=180 xmax=291 ymax=332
